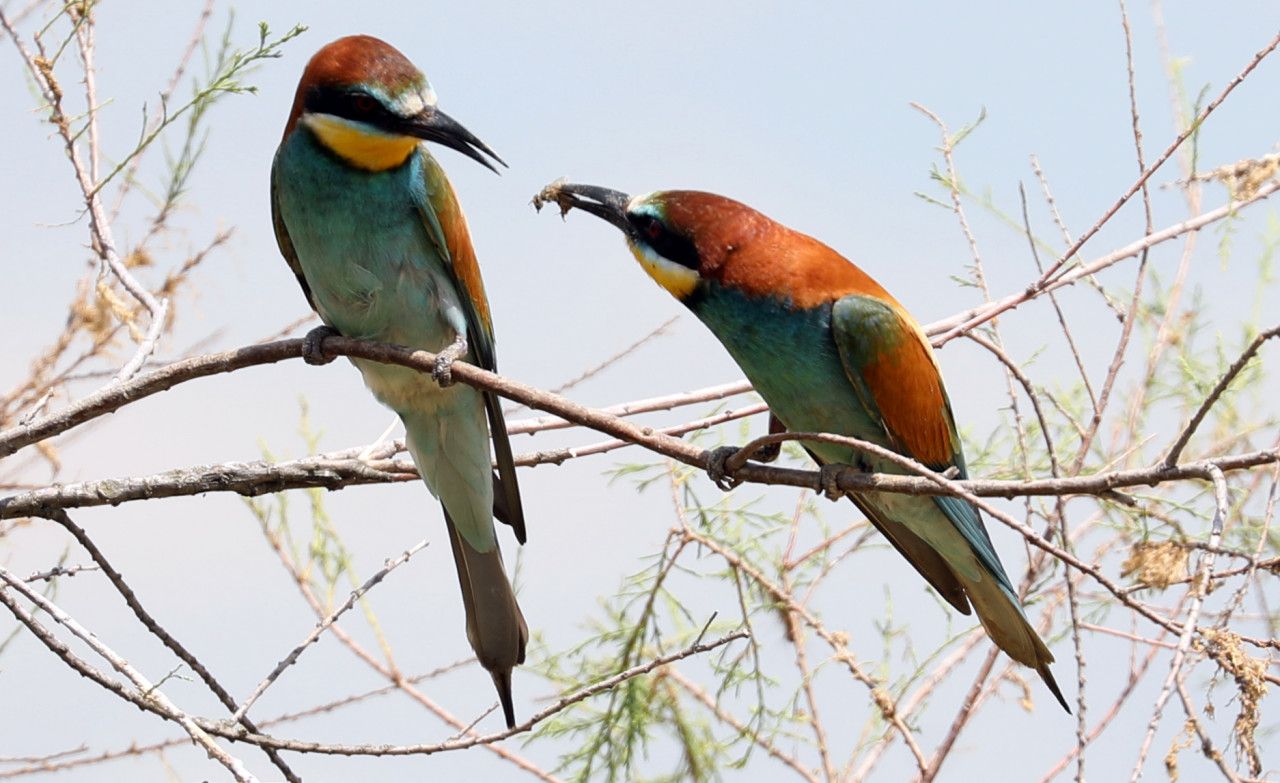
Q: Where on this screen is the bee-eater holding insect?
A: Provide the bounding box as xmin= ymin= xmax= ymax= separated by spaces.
xmin=271 ymin=35 xmax=526 ymax=726
xmin=535 ymin=182 xmax=1068 ymax=711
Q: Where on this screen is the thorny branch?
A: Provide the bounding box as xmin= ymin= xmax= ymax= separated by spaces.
xmin=2 ymin=337 xmax=1277 ymax=518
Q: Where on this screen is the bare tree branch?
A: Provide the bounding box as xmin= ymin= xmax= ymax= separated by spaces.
xmin=231 ymin=539 xmax=429 ymax=723
xmin=0 ymin=564 xmax=258 ymax=781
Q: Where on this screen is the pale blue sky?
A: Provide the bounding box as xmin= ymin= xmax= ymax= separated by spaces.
xmin=2 ymin=2 xmax=1279 ymax=780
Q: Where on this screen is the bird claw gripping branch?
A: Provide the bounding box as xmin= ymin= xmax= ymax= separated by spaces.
xmin=430 ymin=333 xmax=468 ymax=388
xmin=301 ymin=325 xmax=340 ymax=366
xmin=704 ymin=445 xmax=746 ymax=491
xmin=818 ymin=463 xmax=850 ymax=501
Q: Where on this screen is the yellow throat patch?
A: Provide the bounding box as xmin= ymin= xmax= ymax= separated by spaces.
xmin=629 ymin=241 xmax=699 ymax=300
xmin=304 ymin=114 xmax=418 ymax=171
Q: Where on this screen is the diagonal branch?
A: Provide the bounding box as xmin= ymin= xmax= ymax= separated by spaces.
xmin=1163 ymin=325 xmax=1280 ymax=467
xmin=39 ymin=509 xmax=300 ymax=783
xmin=230 ymin=539 xmax=428 ymax=723
xmin=928 ymin=29 xmax=1280 ymax=345
xmin=0 ymin=564 xmax=257 ymax=782
xmin=925 ymin=178 xmax=1280 ymax=345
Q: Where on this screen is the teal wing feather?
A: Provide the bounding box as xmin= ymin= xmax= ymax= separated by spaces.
xmin=270 ymin=153 xmax=317 ymax=312
xmin=830 ymin=295 xmax=1068 ymax=710
xmin=411 ymin=149 xmax=525 ymax=543
xmin=829 ymin=295 xmax=1016 ymax=599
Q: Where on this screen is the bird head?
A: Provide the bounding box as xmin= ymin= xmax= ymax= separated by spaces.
xmin=285 ymin=35 xmax=505 ymax=173
xmin=537 ymin=182 xmax=893 ymax=309
xmin=535 ymin=184 xmax=771 ymax=301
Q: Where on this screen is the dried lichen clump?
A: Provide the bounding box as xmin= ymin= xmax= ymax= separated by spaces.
xmin=1120 ymin=540 xmax=1190 ymax=590
xmin=1200 ymin=629 xmax=1267 ymax=776
xmin=1196 ymin=153 xmax=1280 ymax=200
xmin=1163 ymin=720 xmax=1195 ymax=782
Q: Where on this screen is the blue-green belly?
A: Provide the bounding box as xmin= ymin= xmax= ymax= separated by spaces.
xmin=694 ymin=286 xmax=892 ymax=467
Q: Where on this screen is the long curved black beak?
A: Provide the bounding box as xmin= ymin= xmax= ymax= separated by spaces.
xmin=532 ymin=181 xmax=633 ymax=236
xmin=398 ymin=107 xmax=507 ymax=174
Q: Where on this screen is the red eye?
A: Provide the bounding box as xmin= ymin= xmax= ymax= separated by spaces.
xmin=645 ymin=219 xmax=662 ymax=239
xmin=353 ymin=94 xmax=376 ymax=113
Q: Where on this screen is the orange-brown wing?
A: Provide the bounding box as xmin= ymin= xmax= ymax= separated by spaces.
xmin=830 ymin=294 xmax=962 ymax=471
xmin=414 ymin=148 xmax=494 ymax=357
xmin=412 ymin=149 xmax=524 ymax=542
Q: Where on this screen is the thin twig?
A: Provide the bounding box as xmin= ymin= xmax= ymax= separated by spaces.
xmin=1128 ymin=466 xmax=1230 ymax=781
xmin=925 ymin=178 xmax=1280 ymax=344
xmin=1164 ymin=325 xmax=1280 ymax=466
xmin=0 ymin=7 xmax=170 ymax=383
xmin=231 ymin=539 xmax=428 ymax=723
xmin=505 ymin=315 xmax=679 ymax=414
xmin=0 ymin=565 xmax=258 ymax=782
xmin=39 ymin=509 xmax=300 ymax=782
xmin=213 ymin=631 xmax=749 ymax=757
xmin=506 ymin=378 xmax=753 ymax=436
xmin=918 ymin=646 xmax=1001 ymax=783
xmin=930 ymin=29 xmax=1280 ymax=345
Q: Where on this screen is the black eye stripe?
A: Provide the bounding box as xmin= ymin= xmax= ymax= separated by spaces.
xmin=628 ymin=214 xmax=700 ymax=271
xmin=304 ymin=86 xmax=394 ymax=127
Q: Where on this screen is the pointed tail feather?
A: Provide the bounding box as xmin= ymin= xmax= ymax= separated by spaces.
xmin=1037 ymin=660 xmax=1069 ymax=713
xmin=490 ymin=669 xmax=517 ymax=729
xmin=401 ymin=403 xmax=527 ymax=727
xmin=443 ymin=508 xmax=527 ymax=728
xmin=846 ymin=493 xmax=973 ymax=615
xmin=925 ymin=494 xmax=1069 ymax=711
xmin=957 ymin=567 xmax=1070 ymax=712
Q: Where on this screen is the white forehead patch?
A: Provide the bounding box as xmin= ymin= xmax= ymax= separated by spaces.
xmin=628 ymin=192 xmax=658 ymax=213
xmin=396 ymin=92 xmax=426 ymax=116
xmin=394 ymin=83 xmax=438 ymax=117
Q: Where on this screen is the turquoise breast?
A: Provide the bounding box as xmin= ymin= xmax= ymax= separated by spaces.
xmin=272 ymin=129 xmax=470 ymax=416
xmin=272 ymin=130 xmax=457 ymax=349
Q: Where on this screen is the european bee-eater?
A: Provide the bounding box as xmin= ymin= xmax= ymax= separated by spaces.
xmin=537 ymin=183 xmax=1068 ymax=711
xmin=271 ymin=35 xmax=527 ymax=726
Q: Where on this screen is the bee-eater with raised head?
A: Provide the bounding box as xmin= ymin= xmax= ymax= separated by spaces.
xmin=271 ymin=35 xmax=527 ymax=726
xmin=538 ymin=183 xmax=1069 ymax=711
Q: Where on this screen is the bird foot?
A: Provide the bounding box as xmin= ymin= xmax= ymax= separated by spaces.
xmin=819 ymin=464 xmax=849 ymax=501
xmin=705 ymin=445 xmax=745 ymax=491
xmin=432 ymin=355 xmax=455 ymax=387
xmin=302 ymin=325 xmax=339 ymax=366
xmin=431 ymin=334 xmax=468 ymax=388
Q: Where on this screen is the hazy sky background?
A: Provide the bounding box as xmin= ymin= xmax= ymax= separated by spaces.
xmin=2 ymin=2 xmax=1279 ymax=780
